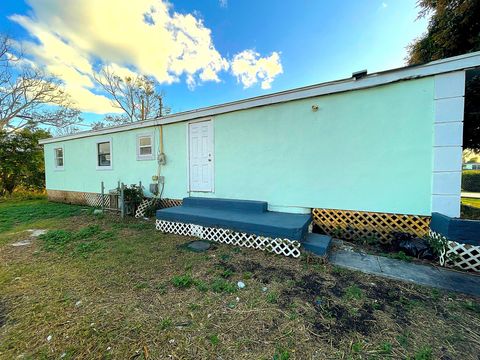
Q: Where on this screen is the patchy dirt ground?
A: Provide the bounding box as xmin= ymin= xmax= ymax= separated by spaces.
xmin=0 ymin=199 xmax=479 ymax=359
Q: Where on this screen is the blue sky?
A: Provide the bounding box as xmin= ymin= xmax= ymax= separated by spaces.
xmin=0 ymin=0 xmax=428 ymax=124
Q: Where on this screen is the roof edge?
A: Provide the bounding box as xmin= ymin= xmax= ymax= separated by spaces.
xmin=39 ymin=51 xmax=480 ymax=145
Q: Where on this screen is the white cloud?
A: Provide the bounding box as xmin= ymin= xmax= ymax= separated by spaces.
xmin=219 ymin=0 xmax=228 ymax=8
xmin=9 ymin=0 xmax=282 ymax=114
xmin=382 ymin=2 xmax=388 ymax=8
xmin=231 ymin=50 xmax=283 ymax=89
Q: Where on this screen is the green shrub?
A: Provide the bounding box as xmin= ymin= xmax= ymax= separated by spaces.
xmin=425 ymin=235 xmax=448 ymax=257
xmin=462 ymin=170 xmax=480 ymax=192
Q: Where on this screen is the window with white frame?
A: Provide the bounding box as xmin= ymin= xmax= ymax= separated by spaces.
xmin=137 ymin=134 xmax=154 ymax=160
xmin=96 ymin=140 xmax=112 ymax=169
xmin=54 ymin=147 xmax=64 ymax=169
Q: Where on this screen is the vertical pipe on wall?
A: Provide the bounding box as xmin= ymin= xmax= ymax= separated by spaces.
xmin=157 ymin=125 xmax=165 ymax=199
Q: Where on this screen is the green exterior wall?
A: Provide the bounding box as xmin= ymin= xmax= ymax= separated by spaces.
xmin=44 ymin=77 xmax=435 ymax=215
xmin=44 ymin=127 xmax=162 ymax=194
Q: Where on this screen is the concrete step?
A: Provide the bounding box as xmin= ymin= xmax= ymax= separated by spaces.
xmin=182 ymin=197 xmax=268 ymax=213
xmin=302 ymin=233 xmax=332 ymax=257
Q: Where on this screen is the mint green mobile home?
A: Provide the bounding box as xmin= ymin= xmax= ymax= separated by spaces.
xmin=40 ymin=52 xmax=480 ymax=242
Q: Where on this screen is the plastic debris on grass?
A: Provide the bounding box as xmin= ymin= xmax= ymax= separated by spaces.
xmin=391 ymin=232 xmax=436 ymax=260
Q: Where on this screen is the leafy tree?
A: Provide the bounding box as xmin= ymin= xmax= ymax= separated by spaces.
xmin=0 ymin=128 xmax=51 ymax=195
xmin=465 ymin=69 xmax=480 ymax=152
xmin=408 ymin=2 xmax=480 ymax=151
xmin=408 ymin=0 xmax=480 ymax=65
xmin=0 ymin=34 xmax=82 ymax=133
xmin=93 ymin=67 xmax=170 ymax=127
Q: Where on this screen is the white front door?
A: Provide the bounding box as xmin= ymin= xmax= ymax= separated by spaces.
xmin=189 ymin=120 xmax=214 ymax=192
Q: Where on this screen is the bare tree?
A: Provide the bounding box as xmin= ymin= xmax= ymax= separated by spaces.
xmin=0 ymin=34 xmax=81 ymax=133
xmin=93 ymin=67 xmax=170 ymax=126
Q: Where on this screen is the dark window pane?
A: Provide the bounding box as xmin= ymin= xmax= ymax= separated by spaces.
xmin=140 ymin=146 xmax=151 ymax=155
xmin=97 ymin=142 xmax=111 ymax=166
xmin=55 ymin=148 xmax=63 ymax=167
xmin=464 ymin=68 xmax=480 ymax=151
xmin=98 ymin=154 xmax=110 ymax=166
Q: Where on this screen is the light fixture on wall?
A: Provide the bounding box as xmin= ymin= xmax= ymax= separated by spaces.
xmin=311 ymin=104 xmax=319 ymax=112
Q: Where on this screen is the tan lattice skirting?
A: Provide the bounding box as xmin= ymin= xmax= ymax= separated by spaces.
xmin=47 ymin=189 xmax=106 ymax=207
xmin=136 ymin=198 xmax=183 ymax=217
xmin=158 ymin=198 xmax=183 ymax=208
xmin=430 ymin=231 xmax=480 ymax=273
xmin=156 ymin=220 xmax=301 ymax=258
xmin=48 ymin=189 xmax=181 ymax=211
xmin=312 ymin=208 xmax=430 ymax=244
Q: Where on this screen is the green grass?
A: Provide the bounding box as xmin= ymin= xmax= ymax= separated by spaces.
xmin=0 ymin=199 xmax=86 ymax=234
xmin=461 ymin=197 xmax=480 ymax=219
xmin=380 ymin=250 xmax=414 ymax=262
xmin=40 ymin=229 xmax=75 ymax=251
xmin=210 ymin=277 xmax=237 ymax=294
xmin=171 ymin=274 xmax=195 ymax=288
xmin=462 ymin=197 xmax=480 ymax=208
xmin=344 ymin=284 xmax=364 ymax=301
xmin=39 ymin=225 xmax=110 ymax=257
xmin=0 ymin=198 xmax=479 ymax=359
xmin=411 ymin=346 xmax=433 ymax=360
xmin=208 ymin=334 xmax=220 ymax=346
xmin=266 ymin=291 xmax=279 ymax=304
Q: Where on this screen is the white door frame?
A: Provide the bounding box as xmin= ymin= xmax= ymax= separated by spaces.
xmin=187 ymin=118 xmax=214 ymax=192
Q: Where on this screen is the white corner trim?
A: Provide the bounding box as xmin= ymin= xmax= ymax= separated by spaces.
xmin=136 ymin=132 xmax=155 ymax=161
xmin=53 ymin=145 xmax=64 ymax=171
xmin=434 ymin=122 xmax=463 ymax=147
xmin=432 ymin=172 xmax=462 ymax=195
xmin=433 ymin=147 xmax=463 ymax=172
xmin=95 ymin=137 xmax=113 ymax=170
xmin=435 ymin=97 xmax=465 ymax=123
xmin=432 ymin=71 xmax=465 ymax=218
xmin=431 ymin=194 xmax=461 ymax=218
xmin=434 ymin=71 xmax=466 ymax=99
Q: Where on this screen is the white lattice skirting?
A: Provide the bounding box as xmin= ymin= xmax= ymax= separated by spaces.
xmin=156 ymin=220 xmax=302 ymax=258
xmin=430 ymin=231 xmax=480 ymax=273
xmin=135 ymin=198 xmax=157 ymax=218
